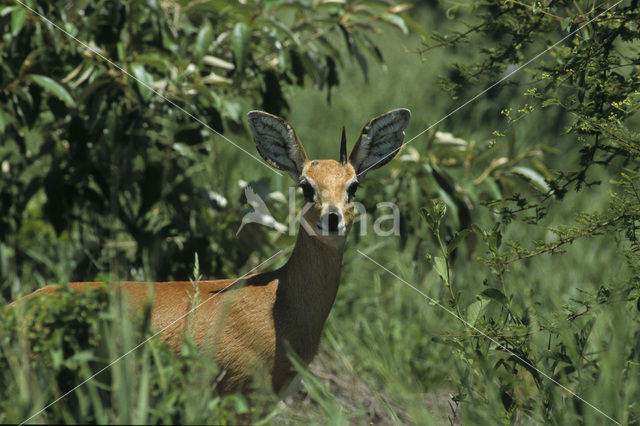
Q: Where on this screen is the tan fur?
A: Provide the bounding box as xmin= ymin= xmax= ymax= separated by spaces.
xmin=11 ymin=230 xmax=344 ymax=394
xmin=10 ymin=109 xmax=410 ymax=396
xmin=300 ymin=160 xmax=357 ymax=235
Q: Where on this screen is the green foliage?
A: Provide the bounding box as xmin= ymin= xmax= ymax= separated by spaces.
xmin=403 ymin=0 xmax=640 ymax=423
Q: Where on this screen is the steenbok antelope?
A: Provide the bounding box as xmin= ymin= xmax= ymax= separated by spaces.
xmin=11 ymin=108 xmax=411 ymax=395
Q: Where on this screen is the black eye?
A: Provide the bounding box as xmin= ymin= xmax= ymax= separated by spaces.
xmin=346 ymin=182 xmax=359 ymax=201
xmin=299 ymin=181 xmax=316 ymax=203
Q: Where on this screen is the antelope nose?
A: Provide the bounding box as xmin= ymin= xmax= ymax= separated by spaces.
xmin=327 ymin=212 xmax=341 ymax=232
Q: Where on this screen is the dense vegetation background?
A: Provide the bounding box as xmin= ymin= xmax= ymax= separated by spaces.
xmin=1 ymin=0 xmax=639 ymax=424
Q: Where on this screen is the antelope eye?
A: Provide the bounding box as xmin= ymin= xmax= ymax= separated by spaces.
xmin=346 ymin=182 xmax=359 ymax=201
xmin=299 ymin=180 xmax=316 ymax=203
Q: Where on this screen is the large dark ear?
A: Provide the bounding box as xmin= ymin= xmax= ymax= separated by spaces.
xmin=247 ymin=111 xmax=308 ymax=180
xmin=349 ymin=109 xmax=411 ymax=177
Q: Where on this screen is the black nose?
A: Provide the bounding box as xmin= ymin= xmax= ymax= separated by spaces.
xmin=327 ymin=212 xmax=341 ymax=232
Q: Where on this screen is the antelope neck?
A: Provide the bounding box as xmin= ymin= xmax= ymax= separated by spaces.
xmin=280 ymin=227 xmax=346 ymax=330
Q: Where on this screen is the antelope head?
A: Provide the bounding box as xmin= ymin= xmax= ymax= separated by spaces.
xmin=247 ymin=109 xmax=411 ymax=244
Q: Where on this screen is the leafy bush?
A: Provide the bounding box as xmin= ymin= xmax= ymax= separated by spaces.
xmin=402 ymin=1 xmax=640 ymax=423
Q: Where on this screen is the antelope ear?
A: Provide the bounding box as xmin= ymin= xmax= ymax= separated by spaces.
xmin=247 ymin=111 xmax=308 ymax=181
xmin=349 ymin=109 xmax=411 ymax=177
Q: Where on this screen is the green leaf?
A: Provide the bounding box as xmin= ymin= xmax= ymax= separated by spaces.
xmin=488 ymin=228 xmax=502 ymax=251
xmin=484 ymin=176 xmax=503 ymax=200
xmin=419 ymin=207 xmax=437 ymax=231
xmin=352 ymin=36 xmax=369 ymax=82
xmin=222 ymin=98 xmax=242 ymax=122
xmin=28 ymin=75 xmax=76 ymax=107
xmin=447 ymin=228 xmax=472 ymax=255
xmin=0 ymin=110 xmax=16 ymax=134
xmin=24 ymin=128 xmax=44 ymax=154
xmin=129 ymin=63 xmax=154 ymax=102
xmin=0 ymin=6 xmax=16 ymax=17
xmin=420 ymin=200 xmax=448 ymax=233
xmin=397 ymin=14 xmax=427 ymax=38
xmin=434 ymin=200 xmax=447 ymax=221
xmin=298 ymin=50 xmax=323 ymax=86
xmin=466 ymin=299 xmax=487 ymax=326
xmin=232 ymin=22 xmax=250 ymax=72
xmin=433 ymin=256 xmax=448 ymax=284
xmin=134 ymin=53 xmax=172 ymax=74
xmin=382 ymin=13 xmax=408 ymax=35
xmin=11 ymin=7 xmax=26 ymax=36
xmin=171 ymin=143 xmax=196 ymax=160
xmin=510 ymin=166 xmax=550 ymax=192
xmin=202 ymin=55 xmax=235 ymax=70
xmin=480 ymin=288 xmax=508 ymax=306
xmin=195 ymin=24 xmax=214 ymax=59
xmin=51 ymin=348 xmax=64 ymax=369
xmin=541 ymin=98 xmax=560 ymax=108
xmin=265 ymin=18 xmax=302 ymax=48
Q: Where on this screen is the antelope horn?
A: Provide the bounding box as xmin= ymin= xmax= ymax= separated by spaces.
xmin=339 ymin=126 xmax=347 ymax=164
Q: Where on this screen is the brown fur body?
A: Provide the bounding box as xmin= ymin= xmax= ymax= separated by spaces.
xmin=13 ymin=226 xmax=343 ymax=394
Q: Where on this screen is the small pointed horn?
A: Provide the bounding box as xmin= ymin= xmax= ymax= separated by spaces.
xmin=340 ymin=126 xmax=347 ymax=164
